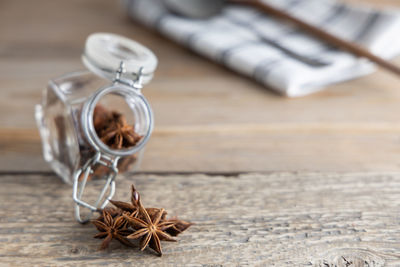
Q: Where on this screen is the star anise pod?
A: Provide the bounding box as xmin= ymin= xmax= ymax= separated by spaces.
xmin=109 ymin=185 xmax=140 ymax=217
xmin=92 ymin=185 xmax=192 ymax=255
xmin=144 ymin=208 xmax=167 ymax=222
xmin=123 ymin=191 xmax=176 ymax=256
xmin=91 ymin=210 xmax=134 ymax=250
xmin=110 ymin=186 xmax=169 ymax=224
xmin=96 ymin=207 xmax=123 ymax=221
xmin=93 ymin=105 xmax=113 ymax=134
xmin=164 ymin=218 xmax=193 ymax=237
xmin=100 ymin=111 xmax=142 ymax=149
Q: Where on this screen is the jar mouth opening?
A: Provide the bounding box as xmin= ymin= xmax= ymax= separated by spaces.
xmin=81 ymin=84 xmax=153 ymax=157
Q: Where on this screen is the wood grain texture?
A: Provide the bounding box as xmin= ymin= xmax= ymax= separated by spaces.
xmin=1 ymin=0 xmax=400 ymax=172
xmin=0 ymin=172 xmax=399 ymax=266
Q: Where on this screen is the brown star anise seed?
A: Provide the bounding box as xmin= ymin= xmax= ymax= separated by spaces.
xmin=109 ymin=200 xmax=139 ymax=217
xmin=144 ymin=208 xmax=168 ymax=222
xmin=122 ymin=188 xmax=176 ymax=256
xmin=92 ymin=210 xmax=134 ymax=250
xmin=92 ymin=184 xmax=192 ymax=256
xmin=96 ymin=207 xmax=123 ymax=221
xmin=124 ymin=207 xmax=176 ymax=256
xmin=164 ymin=219 xmax=193 ymax=237
xmin=100 ymin=112 xmax=142 ymax=149
xmin=93 ymin=105 xmax=113 ymax=133
xmin=110 ymin=185 xmax=140 ymax=213
xmin=93 ymin=105 xmax=142 ymax=150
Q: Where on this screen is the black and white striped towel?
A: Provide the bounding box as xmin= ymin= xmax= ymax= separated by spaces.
xmin=123 ymin=0 xmax=400 ymax=97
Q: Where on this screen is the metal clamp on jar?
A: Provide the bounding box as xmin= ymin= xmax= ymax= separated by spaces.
xmin=35 ymin=33 xmax=157 ymax=223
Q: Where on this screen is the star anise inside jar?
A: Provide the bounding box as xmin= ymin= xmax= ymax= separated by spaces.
xmin=93 ymin=105 xmax=142 ymax=150
xmin=77 ymin=105 xmax=142 ymax=182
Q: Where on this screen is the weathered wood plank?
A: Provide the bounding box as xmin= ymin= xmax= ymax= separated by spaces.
xmin=0 ymin=172 xmax=399 ymax=266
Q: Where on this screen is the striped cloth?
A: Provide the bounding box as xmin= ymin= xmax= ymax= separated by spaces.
xmin=123 ymin=0 xmax=400 ymax=97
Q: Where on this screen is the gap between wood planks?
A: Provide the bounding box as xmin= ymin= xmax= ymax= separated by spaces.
xmin=0 ymin=170 xmax=265 ymax=177
xmin=2 ymin=170 xmax=400 ymax=177
xmin=5 ymin=123 xmax=400 ymax=137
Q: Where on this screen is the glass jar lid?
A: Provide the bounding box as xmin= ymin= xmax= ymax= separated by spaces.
xmin=82 ymin=32 xmax=158 ymax=85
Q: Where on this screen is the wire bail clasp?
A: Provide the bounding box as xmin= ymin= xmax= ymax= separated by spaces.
xmin=72 ymin=62 xmax=151 ymax=224
xmin=73 ymin=152 xmax=120 ymax=223
xmin=113 ymin=61 xmax=144 ymax=90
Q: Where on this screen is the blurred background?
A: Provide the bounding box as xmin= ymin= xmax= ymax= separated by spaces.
xmin=1 ymin=0 xmax=400 ymax=173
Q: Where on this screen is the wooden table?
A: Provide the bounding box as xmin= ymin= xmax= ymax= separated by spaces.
xmin=1 ymin=0 xmax=399 ymax=265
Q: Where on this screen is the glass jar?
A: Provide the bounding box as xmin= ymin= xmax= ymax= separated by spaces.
xmin=35 ymin=33 xmax=157 ymax=223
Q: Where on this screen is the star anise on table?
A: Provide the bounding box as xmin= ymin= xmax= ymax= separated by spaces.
xmin=118 ymin=187 xmax=175 ymax=256
xmin=109 ymin=185 xmax=140 ymax=217
xmin=97 ymin=207 xmax=123 ymax=220
xmin=164 ymin=218 xmax=192 ymax=237
xmin=124 ymin=206 xmax=176 ymax=256
xmin=109 ymin=186 xmax=170 ymax=222
xmin=91 ymin=185 xmax=192 ymax=256
xmin=91 ymin=209 xmax=134 ymax=250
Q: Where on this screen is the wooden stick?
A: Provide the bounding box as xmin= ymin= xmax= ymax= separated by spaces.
xmin=231 ymin=0 xmax=400 ymax=76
